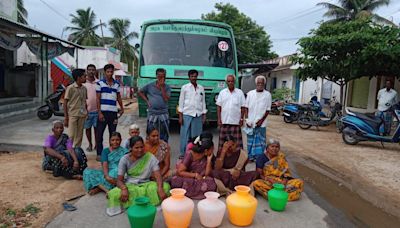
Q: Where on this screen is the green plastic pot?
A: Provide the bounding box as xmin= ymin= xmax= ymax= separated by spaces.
xmin=268 ymin=183 xmax=289 ymax=211
xmin=127 ymin=197 xmax=156 ymax=228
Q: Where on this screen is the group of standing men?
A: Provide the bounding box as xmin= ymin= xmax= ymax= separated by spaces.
xmin=139 ymin=69 xmax=272 ymax=160
xmin=63 ymin=64 xmax=124 ymax=161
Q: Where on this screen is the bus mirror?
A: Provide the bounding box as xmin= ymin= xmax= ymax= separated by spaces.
xmin=134 ymin=43 xmax=140 ymax=49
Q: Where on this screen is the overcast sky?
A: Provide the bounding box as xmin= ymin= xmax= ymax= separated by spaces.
xmin=25 ymin=0 xmax=400 ymax=56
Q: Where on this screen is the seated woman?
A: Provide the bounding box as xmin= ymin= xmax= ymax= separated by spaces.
xmin=107 ymin=136 xmax=170 ymax=216
xmin=42 ymin=120 xmax=87 ymax=179
xmin=212 ymin=135 xmax=259 ymax=195
xmin=144 ymin=127 xmax=170 ymax=179
xmin=83 ymin=132 xmax=128 ymax=195
xmin=171 ymin=136 xmax=216 ymax=200
xmin=253 ymin=139 xmax=304 ymax=201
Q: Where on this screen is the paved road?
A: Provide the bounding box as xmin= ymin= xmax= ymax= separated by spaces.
xmin=0 ymin=109 xmax=335 ymax=228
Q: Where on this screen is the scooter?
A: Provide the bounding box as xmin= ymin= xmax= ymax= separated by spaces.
xmin=282 ymin=103 xmax=301 ymax=123
xmin=341 ymin=103 xmax=400 ymax=145
xmin=37 ymin=83 xmax=67 ymax=120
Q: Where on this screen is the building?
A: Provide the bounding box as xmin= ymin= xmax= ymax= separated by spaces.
xmin=51 ymin=46 xmax=131 ymax=98
xmin=345 ymin=76 xmax=399 ymax=113
xmin=263 ymin=55 xmax=341 ymax=104
xmin=0 ymin=4 xmax=82 ymax=120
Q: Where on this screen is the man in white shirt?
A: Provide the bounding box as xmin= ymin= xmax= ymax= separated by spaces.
xmin=244 ymin=75 xmax=272 ymax=161
xmin=178 ymin=69 xmax=207 ymax=157
xmin=216 ymin=74 xmax=245 ymax=152
xmin=376 ymin=80 xmax=398 ymax=135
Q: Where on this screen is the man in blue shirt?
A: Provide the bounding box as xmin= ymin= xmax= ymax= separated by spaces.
xmin=138 ymin=68 xmax=171 ymax=142
xmin=95 ymin=64 xmax=124 ymax=161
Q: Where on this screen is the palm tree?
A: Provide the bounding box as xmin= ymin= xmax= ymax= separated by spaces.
xmin=318 ymin=0 xmax=394 ymax=25
xmin=107 ymin=18 xmax=138 ymax=73
xmin=65 ymin=7 xmax=104 ymax=46
xmin=17 ymin=0 xmax=28 ymax=24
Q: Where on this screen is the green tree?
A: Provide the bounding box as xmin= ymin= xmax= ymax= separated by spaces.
xmin=66 ymin=7 xmax=104 ymax=46
xmin=202 ymin=3 xmax=277 ymax=64
xmin=106 ymin=18 xmax=138 ymax=74
xmin=318 ymin=0 xmax=394 ymax=25
xmin=17 ymin=0 xmax=28 ymax=24
xmin=292 ymin=18 xmax=400 ymax=104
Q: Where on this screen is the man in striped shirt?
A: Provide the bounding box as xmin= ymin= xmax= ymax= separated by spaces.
xmin=95 ymin=64 xmax=124 ymax=160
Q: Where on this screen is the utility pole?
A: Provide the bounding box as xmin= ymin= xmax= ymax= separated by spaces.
xmin=100 ymin=19 xmax=105 ymax=46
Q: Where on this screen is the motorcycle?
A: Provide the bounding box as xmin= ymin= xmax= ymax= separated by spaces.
xmin=37 ymin=83 xmax=67 ymax=120
xmin=282 ymin=103 xmax=301 ymax=123
xmin=271 ymin=100 xmax=284 ymax=115
xmin=341 ymin=103 xmax=400 ymax=145
xmin=297 ymin=102 xmax=342 ymax=130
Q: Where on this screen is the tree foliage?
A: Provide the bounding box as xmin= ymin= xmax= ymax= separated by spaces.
xmin=292 ymin=18 xmax=400 ymax=103
xmin=106 ymin=18 xmax=138 ymax=74
xmin=318 ymin=0 xmax=394 ymax=25
xmin=66 ymin=7 xmax=105 ymax=46
xmin=202 ymin=3 xmax=277 ymax=64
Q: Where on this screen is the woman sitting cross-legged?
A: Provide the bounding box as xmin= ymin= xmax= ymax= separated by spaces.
xmin=211 ymin=135 xmax=259 ymax=195
xmin=144 ymin=126 xmax=170 ymax=179
xmin=253 ymin=139 xmax=304 ymax=201
xmin=42 ymin=120 xmax=87 ymax=180
xmin=170 ymin=136 xmax=216 ymax=200
xmin=83 ymin=132 xmax=128 ymax=195
xmin=107 ymin=136 xmax=170 ymax=216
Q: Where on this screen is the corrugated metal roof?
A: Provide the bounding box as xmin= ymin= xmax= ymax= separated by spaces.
xmin=0 ymin=16 xmax=84 ymax=49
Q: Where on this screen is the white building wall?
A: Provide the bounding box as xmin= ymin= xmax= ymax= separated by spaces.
xmin=57 ymin=47 xmax=121 ymax=70
xmin=271 ymin=69 xmax=294 ymax=90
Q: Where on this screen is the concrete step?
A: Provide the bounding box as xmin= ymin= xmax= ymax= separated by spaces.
xmin=0 ymin=100 xmax=39 ymax=112
xmin=0 ymin=102 xmax=41 ymax=119
xmin=0 ymin=97 xmax=33 ymax=106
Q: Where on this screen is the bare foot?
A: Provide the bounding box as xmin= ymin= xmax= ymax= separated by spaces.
xmin=88 ymin=187 xmax=102 ymax=195
xmin=72 ymin=175 xmax=83 ymax=180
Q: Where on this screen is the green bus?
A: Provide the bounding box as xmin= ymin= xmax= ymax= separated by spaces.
xmin=137 ymin=19 xmax=238 ymax=121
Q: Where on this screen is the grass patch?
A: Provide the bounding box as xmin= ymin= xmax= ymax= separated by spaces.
xmin=0 ymin=203 xmax=41 ymax=227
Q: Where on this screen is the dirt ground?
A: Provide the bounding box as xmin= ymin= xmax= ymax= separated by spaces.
xmin=0 ymin=152 xmax=99 ymax=227
xmin=266 ymin=114 xmax=400 ymax=218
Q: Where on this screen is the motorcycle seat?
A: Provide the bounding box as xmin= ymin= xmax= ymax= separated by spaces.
xmin=353 ymin=112 xmax=382 ymax=130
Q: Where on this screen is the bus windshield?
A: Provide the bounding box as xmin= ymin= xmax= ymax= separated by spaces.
xmin=141 ymin=32 xmax=234 ymax=69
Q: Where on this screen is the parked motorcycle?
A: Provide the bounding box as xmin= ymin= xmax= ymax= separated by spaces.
xmin=37 ymin=84 xmax=67 ymax=120
xmin=341 ymin=103 xmax=400 ymax=145
xmin=282 ymin=103 xmax=301 ymax=123
xmin=297 ymin=102 xmax=342 ymax=130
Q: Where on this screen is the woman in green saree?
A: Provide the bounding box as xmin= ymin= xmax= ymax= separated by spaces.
xmin=107 ymin=136 xmax=170 ymax=216
xmin=83 ymin=132 xmax=128 ymax=195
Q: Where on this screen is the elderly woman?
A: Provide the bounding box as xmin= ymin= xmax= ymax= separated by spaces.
xmin=43 ymin=120 xmax=87 ymax=179
xmin=171 ymin=136 xmax=216 ymax=200
xmin=107 ymin=136 xmax=170 ymax=216
xmin=253 ymin=139 xmax=304 ymax=201
xmin=144 ymin=126 xmax=170 ymax=179
xmin=212 ymin=135 xmax=259 ymax=195
xmin=83 ymin=132 xmax=128 ymax=195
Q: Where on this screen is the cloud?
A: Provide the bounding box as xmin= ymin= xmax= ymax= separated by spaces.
xmin=25 ymin=0 xmax=399 ymax=57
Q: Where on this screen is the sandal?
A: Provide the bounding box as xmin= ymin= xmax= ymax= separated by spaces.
xmin=62 ymin=202 xmax=77 ymax=211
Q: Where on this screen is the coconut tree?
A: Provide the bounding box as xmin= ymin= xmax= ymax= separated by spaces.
xmin=17 ymin=0 xmax=28 ymax=24
xmin=65 ymin=7 xmax=104 ymax=46
xmin=318 ymin=0 xmax=394 ymax=25
xmin=107 ymin=18 xmax=138 ymax=73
